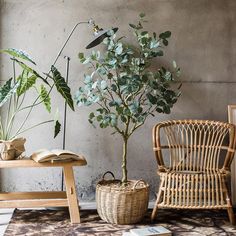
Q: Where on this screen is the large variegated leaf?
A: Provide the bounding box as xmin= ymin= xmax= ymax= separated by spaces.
xmin=13 ymin=58 xmax=49 ymax=85
xmin=1 ymin=48 xmax=36 ymax=65
xmin=54 ymin=120 xmax=61 ymax=138
xmin=17 ymin=71 xmax=37 ymax=96
xmin=51 ymin=65 xmax=74 ymax=111
xmin=40 ymin=84 xmax=51 ymax=113
xmin=0 ymin=78 xmax=20 ymax=107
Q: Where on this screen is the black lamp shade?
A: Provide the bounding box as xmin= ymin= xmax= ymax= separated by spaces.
xmin=86 ymin=27 xmax=118 ymax=49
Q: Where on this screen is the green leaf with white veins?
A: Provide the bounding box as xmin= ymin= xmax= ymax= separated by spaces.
xmin=51 ymin=65 xmax=74 ymax=111
xmin=40 ymin=84 xmax=51 ymax=113
xmin=13 ymin=58 xmax=49 ymax=85
xmin=0 ymin=78 xmax=20 ymax=107
xmin=17 ymin=71 xmax=37 ymax=96
xmin=1 ymin=48 xmax=36 ymax=65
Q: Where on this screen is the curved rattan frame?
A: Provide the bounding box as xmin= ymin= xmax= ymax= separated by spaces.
xmin=151 ymin=120 xmax=236 ymax=224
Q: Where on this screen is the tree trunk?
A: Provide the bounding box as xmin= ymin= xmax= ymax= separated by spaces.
xmin=121 ymin=137 xmax=128 ymax=183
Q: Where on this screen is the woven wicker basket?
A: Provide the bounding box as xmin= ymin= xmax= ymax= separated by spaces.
xmin=96 ymin=171 xmax=149 ymax=225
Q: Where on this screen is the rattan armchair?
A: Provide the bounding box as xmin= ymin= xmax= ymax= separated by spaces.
xmin=151 ymin=120 xmax=236 ymax=224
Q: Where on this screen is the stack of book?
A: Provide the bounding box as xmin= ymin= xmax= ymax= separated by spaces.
xmin=122 ymin=226 xmax=172 ymax=236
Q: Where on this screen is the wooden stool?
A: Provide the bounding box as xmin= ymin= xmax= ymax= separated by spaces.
xmin=0 ymin=159 xmax=87 ymax=224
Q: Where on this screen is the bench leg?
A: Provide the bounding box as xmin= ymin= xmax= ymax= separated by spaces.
xmin=63 ymin=166 xmax=80 ymax=224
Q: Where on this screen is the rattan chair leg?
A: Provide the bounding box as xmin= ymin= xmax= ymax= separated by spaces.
xmin=226 ymin=194 xmax=235 ymax=225
xmin=227 ymin=206 xmax=235 ymax=225
xmin=223 ymin=180 xmax=235 ymax=225
xmin=151 ymin=184 xmax=163 ymax=222
xmin=151 ymin=202 xmax=158 ymax=222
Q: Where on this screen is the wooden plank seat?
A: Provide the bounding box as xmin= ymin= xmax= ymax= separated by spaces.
xmin=0 ymin=159 xmax=87 ymax=224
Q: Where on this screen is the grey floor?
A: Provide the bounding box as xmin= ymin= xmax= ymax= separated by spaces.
xmin=0 ymin=209 xmax=14 ymax=236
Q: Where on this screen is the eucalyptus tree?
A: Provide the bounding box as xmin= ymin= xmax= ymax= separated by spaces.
xmin=76 ymin=14 xmax=181 ymax=183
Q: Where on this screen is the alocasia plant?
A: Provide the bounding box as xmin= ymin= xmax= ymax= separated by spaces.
xmin=0 ymin=48 xmax=74 ymax=140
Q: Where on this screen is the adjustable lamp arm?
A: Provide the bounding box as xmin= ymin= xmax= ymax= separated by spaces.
xmin=52 ymin=18 xmax=118 ymax=65
xmin=52 ymin=20 xmax=92 ymax=66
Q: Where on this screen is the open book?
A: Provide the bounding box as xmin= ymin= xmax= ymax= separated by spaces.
xmin=30 ymin=149 xmax=86 ymax=163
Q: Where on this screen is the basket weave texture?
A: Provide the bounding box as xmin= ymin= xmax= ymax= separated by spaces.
xmin=96 ymin=173 xmax=149 ymax=225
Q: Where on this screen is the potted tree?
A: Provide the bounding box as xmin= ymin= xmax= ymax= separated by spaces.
xmin=76 ymin=13 xmax=181 ymax=224
xmin=0 ymin=48 xmax=74 ymax=160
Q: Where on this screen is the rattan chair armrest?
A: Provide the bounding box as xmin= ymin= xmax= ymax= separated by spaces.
xmin=219 ymin=167 xmax=231 ymax=175
xmin=157 ymin=165 xmax=170 ymax=173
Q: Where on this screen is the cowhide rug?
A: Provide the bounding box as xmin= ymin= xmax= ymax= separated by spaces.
xmin=4 ymin=209 xmax=236 ymax=235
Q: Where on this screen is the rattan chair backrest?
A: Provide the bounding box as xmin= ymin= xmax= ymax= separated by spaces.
xmin=153 ymin=120 xmax=236 ymax=171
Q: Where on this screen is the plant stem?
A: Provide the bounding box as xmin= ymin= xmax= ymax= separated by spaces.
xmin=7 ymin=84 xmax=52 ymax=136
xmin=0 ymin=116 xmax=4 ymax=139
xmin=5 ymin=96 xmax=12 ymax=139
xmin=10 ymin=119 xmax=54 ymax=139
xmin=121 ymin=136 xmax=128 ymax=183
xmin=5 ymin=59 xmax=17 ymax=139
xmin=13 ymin=59 xmax=17 ymax=109
xmin=13 ymin=103 xmax=34 ymax=137
xmin=12 ymin=83 xmax=54 ymax=137
xmin=18 ymin=84 xmax=54 ymax=112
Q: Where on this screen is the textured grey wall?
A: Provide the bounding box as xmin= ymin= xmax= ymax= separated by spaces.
xmin=0 ymin=0 xmax=236 ymax=201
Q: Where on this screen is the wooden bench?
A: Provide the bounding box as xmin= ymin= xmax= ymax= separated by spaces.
xmin=0 ymin=159 xmax=87 ymax=224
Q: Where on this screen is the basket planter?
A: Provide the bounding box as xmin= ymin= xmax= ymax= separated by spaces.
xmin=96 ymin=171 xmax=149 ymax=225
xmin=0 ymin=137 xmax=26 ymax=160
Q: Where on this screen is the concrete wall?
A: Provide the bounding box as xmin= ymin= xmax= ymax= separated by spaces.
xmin=0 ymin=0 xmax=236 ymax=201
